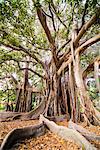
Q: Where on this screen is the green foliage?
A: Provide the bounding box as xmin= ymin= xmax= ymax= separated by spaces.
xmin=66 ymin=0 xmax=98 ymax=7
xmin=80 ymin=46 xmax=99 ymax=69
xmin=0 ymin=0 xmax=99 ymax=106
xmin=0 ymin=88 xmax=16 ymax=102
xmin=0 ymin=104 xmax=5 ymax=111
xmin=88 ymin=80 xmax=98 ymax=99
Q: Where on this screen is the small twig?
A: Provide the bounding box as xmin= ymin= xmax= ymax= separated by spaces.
xmin=49 ymin=3 xmax=56 ymax=32
xmin=57 ymin=39 xmax=71 ymax=56
xmin=42 ymin=9 xmax=52 ymax=18
xmin=51 ymin=1 xmax=67 ymax=29
xmin=20 ymin=67 xmax=46 ymax=80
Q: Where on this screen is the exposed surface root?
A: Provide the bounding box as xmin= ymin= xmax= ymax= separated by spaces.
xmin=0 ymin=100 xmax=46 ymax=122
xmin=0 ymin=115 xmax=100 ymax=150
xmin=0 ymin=123 xmax=45 ymax=150
xmin=68 ymin=120 xmax=100 ymax=142
xmin=39 ymin=115 xmax=97 ymax=150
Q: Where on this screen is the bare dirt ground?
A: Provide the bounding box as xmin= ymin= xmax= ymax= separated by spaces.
xmin=0 ymin=119 xmax=100 ymax=150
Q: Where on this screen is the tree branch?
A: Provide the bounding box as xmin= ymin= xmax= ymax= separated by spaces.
xmin=0 ymin=74 xmax=18 ymax=85
xmin=49 ymin=3 xmax=56 ymax=32
xmin=11 ymin=75 xmax=18 ymax=85
xmin=33 ymin=44 xmax=51 ymax=51
xmin=74 ymin=10 xmax=100 ymax=45
xmin=42 ymin=9 xmax=52 ymax=18
xmin=58 ymin=34 xmax=100 ymax=75
xmin=36 ymin=7 xmax=54 ymax=45
xmin=20 ymin=68 xmax=46 ymax=80
xmin=51 ymin=0 xmax=67 ymax=29
xmin=80 ymin=0 xmax=89 ymax=29
xmin=76 ymin=34 xmax=100 ymax=54
xmin=57 ymin=39 xmax=71 ymax=56
xmin=59 ymin=12 xmax=100 ymax=66
xmin=36 ymin=6 xmax=58 ymax=67
xmin=0 ymin=75 xmax=11 ymax=80
xmin=82 ymin=56 xmax=100 ymax=79
xmin=1 ymin=43 xmax=45 ymax=68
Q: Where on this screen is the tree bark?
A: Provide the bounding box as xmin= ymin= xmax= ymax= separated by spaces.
xmin=94 ymin=60 xmax=100 ymax=93
xmin=39 ymin=115 xmax=97 ymax=150
xmin=68 ymin=120 xmax=100 ymax=142
xmin=68 ymin=63 xmax=77 ymax=122
xmin=73 ymin=52 xmax=100 ymax=125
xmin=0 ymin=100 xmax=46 ymax=122
xmin=0 ymin=123 xmax=45 ymax=150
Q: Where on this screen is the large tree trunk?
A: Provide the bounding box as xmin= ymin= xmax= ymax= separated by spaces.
xmin=45 ymin=74 xmax=68 ymax=117
xmin=14 ymin=85 xmax=33 ymax=112
xmin=44 ymin=60 xmax=68 ymax=117
xmin=15 ymin=88 xmax=22 ymax=112
xmin=68 ymin=63 xmax=77 ymax=122
xmin=68 ymin=18 xmax=100 ymax=125
xmin=73 ymin=52 xmax=100 ymax=125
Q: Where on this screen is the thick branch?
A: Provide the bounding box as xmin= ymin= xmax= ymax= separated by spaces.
xmin=2 ymin=44 xmax=45 ymax=68
xmin=36 ymin=7 xmax=58 ymax=67
xmin=57 ymin=39 xmax=71 ymax=56
xmin=74 ymin=10 xmax=100 ymax=45
xmin=58 ymin=34 xmax=100 ymax=75
xmin=83 ymin=56 xmax=100 ymax=79
xmin=59 ymin=11 xmax=100 ymax=65
xmin=36 ymin=7 xmax=54 ymax=45
xmin=76 ymin=34 xmax=100 ymax=54
xmin=20 ymin=68 xmax=46 ymax=80
xmin=80 ymin=0 xmax=89 ymax=28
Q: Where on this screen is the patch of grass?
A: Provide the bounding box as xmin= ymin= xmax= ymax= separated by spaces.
xmin=0 ymin=104 xmax=5 ymax=111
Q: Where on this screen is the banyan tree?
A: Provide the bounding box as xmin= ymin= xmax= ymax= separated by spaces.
xmin=0 ymin=0 xmax=100 ymax=150
xmin=0 ymin=0 xmax=100 ymax=126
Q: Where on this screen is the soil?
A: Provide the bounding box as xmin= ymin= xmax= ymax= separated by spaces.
xmin=0 ymin=119 xmax=100 ymax=150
